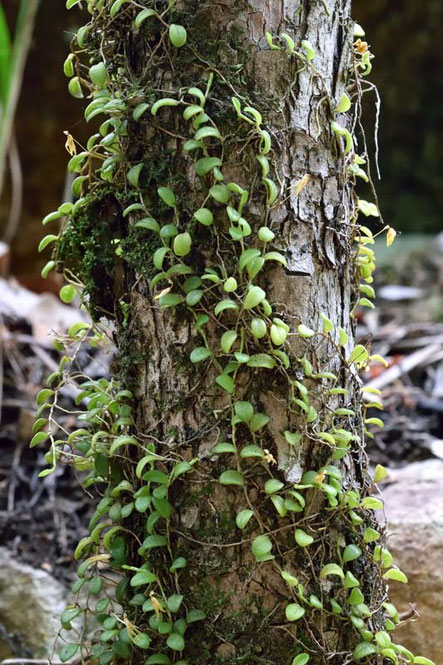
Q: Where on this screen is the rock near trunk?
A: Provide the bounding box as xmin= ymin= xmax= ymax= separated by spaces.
xmin=382 ymin=460 xmax=443 ymax=663
xmin=0 ymin=548 xmax=67 ymax=659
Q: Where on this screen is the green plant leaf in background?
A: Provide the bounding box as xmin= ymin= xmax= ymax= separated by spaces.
xmin=0 ymin=0 xmax=40 ymax=242
xmin=0 ymin=5 xmax=12 ymax=105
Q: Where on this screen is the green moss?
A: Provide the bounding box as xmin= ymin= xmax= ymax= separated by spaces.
xmin=119 ymin=228 xmax=159 ymax=279
xmin=57 ymin=192 xmax=117 ymax=319
xmin=184 ymin=581 xmax=301 ymax=664
xmin=114 ymin=347 xmax=150 ymax=389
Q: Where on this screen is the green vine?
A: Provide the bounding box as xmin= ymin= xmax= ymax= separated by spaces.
xmin=34 ymin=2 xmax=432 ymax=665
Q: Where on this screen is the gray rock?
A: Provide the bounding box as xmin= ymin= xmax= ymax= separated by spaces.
xmin=382 ymin=460 xmax=443 ymax=662
xmin=0 ymin=548 xmax=66 ymax=658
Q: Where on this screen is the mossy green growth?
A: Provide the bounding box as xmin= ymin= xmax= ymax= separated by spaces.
xmin=57 ymin=192 xmax=117 ymax=319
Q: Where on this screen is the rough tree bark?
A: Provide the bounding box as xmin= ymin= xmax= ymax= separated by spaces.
xmin=53 ymin=1 xmax=401 ymax=664
xmin=112 ymin=1 xmax=380 ymax=662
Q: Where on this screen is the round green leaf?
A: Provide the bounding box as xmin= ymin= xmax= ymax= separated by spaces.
xmin=344 ymin=571 xmax=360 ymax=588
xmin=373 ymin=464 xmax=387 ymax=483
xmin=270 ymin=323 xmax=287 ymax=346
xmin=135 ymin=217 xmax=160 ymax=233
xmin=252 ymin=534 xmax=273 ymax=561
xmin=298 ymin=324 xmax=315 ymax=338
xmin=132 ymin=633 xmax=151 ymax=649
xmin=60 ymin=644 xmax=80 ymax=662
xmin=186 ymin=290 xmax=202 ymax=307
xmin=158 ymin=187 xmax=176 ymax=207
xmin=353 ymin=643 xmax=376 ymax=660
xmin=348 ymin=344 xmax=369 ymax=366
xmin=258 ymin=226 xmax=275 ymax=242
xmin=186 ymin=609 xmax=206 ymax=623
xmin=214 ymin=299 xmax=238 ymax=316
xmin=194 ymin=126 xmax=221 ymax=141
xmin=292 ymin=654 xmax=310 ymax=665
xmin=133 ymin=102 xmax=150 ymax=120
xmin=61 ymin=608 xmax=82 ymax=628
xmin=236 ymin=509 xmax=254 ymax=529
xmin=30 ymin=431 xmax=48 ymax=448
xmin=285 ymin=603 xmax=305 ymax=622
xmin=130 ymin=570 xmax=157 ymax=586
xmin=169 ymin=24 xmax=187 ymax=48
xmin=89 ymin=62 xmax=107 ymax=88
xmin=383 ymin=568 xmax=408 ymax=583
xmin=240 ymin=445 xmax=264 ymax=459
xmin=213 ymin=442 xmax=235 ymax=454
xmin=361 ymin=496 xmax=383 ymax=510
xmin=221 ymin=330 xmax=237 ymax=353
xmin=264 ymin=478 xmax=284 ymax=494
xmin=249 ymin=412 xmax=269 ymax=432
xmin=170 ymin=557 xmax=187 ymax=572
xmin=319 ymin=563 xmax=344 ymax=580
xmin=60 ymin=285 xmax=77 ymax=303
xmin=295 ymin=529 xmax=314 ymax=547
xmin=173 ymin=232 xmax=192 ymax=257
xmin=250 ymin=317 xmax=267 ymax=339
xmin=348 ymin=588 xmax=364 ymax=605
xmin=151 ymin=98 xmax=179 ymax=116
xmin=210 ymin=184 xmax=230 ymax=203
xmin=375 ymin=631 xmax=391 ymax=649
xmin=244 ymin=285 xmax=266 ymax=310
xmin=195 ymin=157 xmax=222 ymax=176
xmin=166 ymin=633 xmax=185 ymax=651
xmin=194 ymin=208 xmax=213 ymax=226
xmin=320 ymin=312 xmax=334 ymax=333
xmin=167 ymin=594 xmax=184 ymax=613
xmin=284 ymin=431 xmax=301 ymax=446
xmin=247 ymin=353 xmax=276 ymax=369
xmin=146 ymin=656 xmax=171 ymax=665
xmin=363 ymin=527 xmax=380 ymax=543
xmin=343 ymin=544 xmax=362 ymax=563
xmin=335 ymin=92 xmax=351 ymax=113
xmin=135 ymin=9 xmax=158 ymax=28
xmin=309 ymin=594 xmax=322 ymax=609
xmin=38 ymin=234 xmax=58 ymax=252
xmin=127 ymin=163 xmax=143 ymax=187
xmin=224 ymin=277 xmax=237 ymax=293
xmin=215 ymin=374 xmax=235 ymax=393
xmin=234 ymin=401 xmax=253 ymax=422
xmin=68 ymin=77 xmax=83 ymax=99
xmin=219 ymin=470 xmax=244 ymax=486
xmin=190 ymin=347 xmax=212 ymax=363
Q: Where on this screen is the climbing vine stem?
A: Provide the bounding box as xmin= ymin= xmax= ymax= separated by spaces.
xmin=34 ymin=2 xmax=432 ymax=665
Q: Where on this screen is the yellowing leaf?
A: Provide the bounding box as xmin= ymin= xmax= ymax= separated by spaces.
xmin=85 ymin=554 xmax=110 ymax=564
xmin=150 ymin=592 xmax=165 ymax=617
xmin=63 ymin=131 xmax=77 ymax=156
xmin=154 ymin=286 xmax=171 ymax=300
xmin=315 ymin=472 xmax=325 ymax=486
xmin=369 ymin=354 xmax=389 ymax=368
xmin=373 ymin=464 xmax=387 ymax=483
xmin=263 ymin=449 xmax=277 ymax=465
xmin=293 ymin=174 xmax=311 ymax=196
xmin=386 ymin=227 xmax=397 ymax=247
xmin=383 ymin=567 xmax=408 ymax=583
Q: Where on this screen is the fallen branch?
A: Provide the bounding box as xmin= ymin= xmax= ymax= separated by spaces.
xmin=364 ymin=342 xmax=443 ymax=397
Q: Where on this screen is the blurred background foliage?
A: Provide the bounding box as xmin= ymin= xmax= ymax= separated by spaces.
xmin=0 ymin=0 xmax=441 ymax=283
xmin=355 ymin=0 xmax=443 ymax=234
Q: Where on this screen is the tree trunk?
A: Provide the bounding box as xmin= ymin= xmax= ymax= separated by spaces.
xmin=56 ymin=1 xmax=397 ymax=664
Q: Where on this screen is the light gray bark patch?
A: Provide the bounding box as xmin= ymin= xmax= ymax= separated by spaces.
xmin=286 ymin=239 xmax=315 ymax=276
